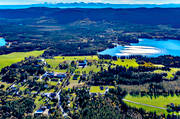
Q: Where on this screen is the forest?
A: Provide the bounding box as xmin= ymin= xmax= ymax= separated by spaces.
xmin=1 ymin=8 xmax=180 ymax=57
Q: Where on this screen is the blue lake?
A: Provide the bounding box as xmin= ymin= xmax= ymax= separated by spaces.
xmin=0 ymin=37 xmax=6 ymax=46
xmin=99 ymin=38 xmax=180 ymax=57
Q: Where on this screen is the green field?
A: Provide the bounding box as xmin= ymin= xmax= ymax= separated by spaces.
xmin=66 ymin=79 xmax=84 ymax=89
xmin=90 ymin=86 xmax=115 ymax=94
xmin=54 ymin=55 xmax=98 ymax=61
xmin=0 ymin=50 xmax=44 ymax=71
xmin=0 ymin=81 xmax=11 ymax=91
xmin=124 ymin=94 xmax=180 ymax=115
xmin=45 ymin=55 xmax=98 ymax=73
xmin=75 ymin=64 xmax=106 ymax=74
xmin=112 ymin=59 xmax=139 ymax=68
xmin=46 ymin=56 xmax=139 ymax=73
xmin=154 ymin=68 xmax=180 ymax=79
xmin=46 ymin=56 xmax=140 ymax=89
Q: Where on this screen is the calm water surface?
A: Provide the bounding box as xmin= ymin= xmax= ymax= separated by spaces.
xmin=0 ymin=38 xmax=6 ymax=46
xmin=99 ymin=38 xmax=180 ymax=57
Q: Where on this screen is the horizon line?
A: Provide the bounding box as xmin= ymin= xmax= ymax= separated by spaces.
xmin=0 ymin=2 xmax=180 ymax=6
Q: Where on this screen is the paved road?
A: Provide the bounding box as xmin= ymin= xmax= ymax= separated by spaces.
xmin=122 ymin=99 xmax=167 ymax=110
xmin=56 ymin=76 xmax=69 ymax=117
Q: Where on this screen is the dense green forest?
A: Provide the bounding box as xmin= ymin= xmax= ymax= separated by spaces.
xmin=1 ymin=8 xmax=180 ymax=57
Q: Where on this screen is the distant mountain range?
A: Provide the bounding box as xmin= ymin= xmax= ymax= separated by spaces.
xmin=1 ymin=7 xmax=180 ymax=27
xmin=0 ymin=2 xmax=180 ymax=9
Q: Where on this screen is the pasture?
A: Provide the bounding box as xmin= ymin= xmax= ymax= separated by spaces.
xmin=45 ymin=55 xmax=99 ymax=73
xmin=0 ymin=50 xmax=44 ymax=71
xmin=112 ymin=59 xmax=139 ymax=68
xmin=124 ymin=94 xmax=180 ymax=115
xmin=154 ymin=68 xmax=180 ymax=79
xmin=90 ymin=86 xmax=115 ymax=94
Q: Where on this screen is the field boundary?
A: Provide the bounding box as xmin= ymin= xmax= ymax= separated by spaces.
xmin=123 ymin=99 xmax=167 ymax=110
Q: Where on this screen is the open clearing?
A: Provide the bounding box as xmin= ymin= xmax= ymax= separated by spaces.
xmin=90 ymin=86 xmax=115 ymax=94
xmin=45 ymin=56 xmax=139 ymax=73
xmin=112 ymin=59 xmax=139 ymax=68
xmin=124 ymin=94 xmax=180 ymax=115
xmin=45 ymin=55 xmax=99 ymax=72
xmin=0 ymin=50 xmax=44 ymax=71
xmin=154 ymin=68 xmax=180 ymax=79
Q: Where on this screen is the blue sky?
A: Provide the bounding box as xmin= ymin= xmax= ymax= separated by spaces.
xmin=0 ymin=0 xmax=180 ymax=5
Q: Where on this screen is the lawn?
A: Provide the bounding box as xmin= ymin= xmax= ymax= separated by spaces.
xmin=0 ymin=81 xmax=11 ymax=91
xmin=19 ymin=86 xmax=28 ymax=91
xmin=34 ymin=95 xmax=45 ymax=111
xmin=66 ymin=79 xmax=84 ymax=89
xmin=90 ymin=86 xmax=115 ymax=94
xmin=154 ymin=68 xmax=180 ymax=79
xmin=0 ymin=50 xmax=44 ymax=71
xmin=112 ymin=59 xmax=139 ymax=68
xmin=45 ymin=56 xmax=98 ymax=73
xmin=46 ymin=56 xmax=140 ymax=73
xmin=54 ymin=55 xmax=98 ymax=61
xmin=47 ymin=81 xmax=59 ymax=86
xmin=45 ymin=58 xmax=65 ymax=71
xmin=75 ymin=64 xmax=102 ymax=74
xmin=45 ymin=55 xmax=109 ymax=75
xmin=124 ymin=94 xmax=180 ymax=115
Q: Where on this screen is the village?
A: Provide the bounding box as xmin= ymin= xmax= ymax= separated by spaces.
xmin=0 ymin=56 xmax=114 ymax=118
xmin=1 ymin=55 xmax=180 ymax=118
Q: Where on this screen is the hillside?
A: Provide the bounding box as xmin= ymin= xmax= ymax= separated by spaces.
xmin=0 ymin=7 xmax=180 ymax=27
xmin=0 ymin=7 xmax=180 ymax=57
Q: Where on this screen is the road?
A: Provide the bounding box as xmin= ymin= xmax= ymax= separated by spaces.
xmin=56 ymin=76 xmax=70 ymax=117
xmin=122 ymin=99 xmax=167 ymax=110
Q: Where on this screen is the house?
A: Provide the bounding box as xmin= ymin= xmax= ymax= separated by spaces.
xmin=50 ymin=93 xmax=56 ymax=98
xmin=42 ymin=72 xmax=55 ymax=79
xmin=78 ymin=59 xmax=87 ymax=67
xmin=10 ymin=85 xmax=17 ymax=92
xmin=89 ymin=92 xmax=97 ymax=96
xmin=170 ymin=103 xmax=175 ymax=108
xmin=60 ymin=78 xmax=64 ymax=82
xmin=82 ymin=74 xmax=87 ymax=79
xmin=11 ymin=87 xmax=17 ymax=91
xmin=42 ymin=93 xmax=56 ymax=99
xmin=34 ymin=106 xmax=47 ymax=117
xmin=105 ymin=87 xmax=109 ymax=94
xmin=54 ymin=73 xmax=66 ymax=78
xmin=87 ymin=60 xmax=98 ymax=64
xmin=47 ymin=72 xmax=55 ymax=78
xmin=37 ymin=58 xmax=45 ymax=63
xmin=100 ymin=86 xmax=104 ymax=90
xmin=51 ymin=78 xmax=59 ymax=82
xmin=42 ymin=72 xmax=66 ymax=79
xmin=34 ymin=110 xmax=44 ymax=117
xmin=73 ymin=75 xmax=79 ymax=80
xmin=44 ymin=84 xmax=48 ymax=88
xmin=47 ymin=104 xmax=51 ymax=109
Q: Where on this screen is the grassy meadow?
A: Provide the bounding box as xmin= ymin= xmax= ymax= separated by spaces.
xmin=154 ymin=68 xmax=180 ymax=79
xmin=45 ymin=55 xmax=98 ymax=72
xmin=45 ymin=56 xmax=139 ymax=73
xmin=112 ymin=59 xmax=139 ymax=68
xmin=0 ymin=50 xmax=44 ymax=71
xmin=124 ymin=94 xmax=180 ymax=115
xmin=90 ymin=86 xmax=115 ymax=94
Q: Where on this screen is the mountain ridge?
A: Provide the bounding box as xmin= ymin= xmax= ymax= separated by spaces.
xmin=0 ymin=7 xmax=180 ymax=27
xmin=1 ymin=2 xmax=180 ymax=9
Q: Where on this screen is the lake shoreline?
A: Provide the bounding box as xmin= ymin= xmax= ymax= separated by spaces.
xmin=99 ymin=38 xmax=180 ymax=57
xmin=0 ymin=37 xmax=6 ymax=47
